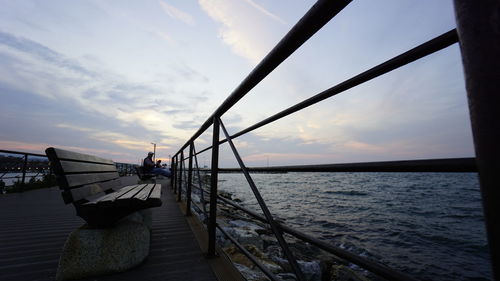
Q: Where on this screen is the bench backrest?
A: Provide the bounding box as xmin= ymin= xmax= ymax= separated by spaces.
xmin=45 ymin=147 xmax=122 ymax=204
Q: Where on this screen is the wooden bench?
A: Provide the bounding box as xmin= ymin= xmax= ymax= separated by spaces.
xmin=46 ymin=147 xmax=162 ymax=227
xmin=134 ymin=166 xmax=156 ymax=181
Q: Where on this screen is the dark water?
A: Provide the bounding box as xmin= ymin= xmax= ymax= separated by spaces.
xmin=217 ymin=172 xmax=492 ymax=281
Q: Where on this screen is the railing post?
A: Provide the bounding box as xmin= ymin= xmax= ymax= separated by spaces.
xmin=21 ymin=154 xmax=28 ymax=191
xmin=172 ymin=156 xmax=177 ymax=192
xmin=171 ymin=156 xmax=175 ymax=190
xmin=193 ymin=145 xmax=209 ymax=220
xmin=453 ymin=1 xmax=500 ymax=280
xmin=186 ymin=142 xmax=194 ymax=216
xmin=207 ymin=117 xmax=220 ymax=257
xmin=177 ymin=150 xmax=184 ymax=202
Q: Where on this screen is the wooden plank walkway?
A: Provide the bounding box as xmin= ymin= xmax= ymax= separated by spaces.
xmin=0 ymin=176 xmax=223 ymax=281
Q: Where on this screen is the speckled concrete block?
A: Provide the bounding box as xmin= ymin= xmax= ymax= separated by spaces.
xmin=56 ymin=212 xmax=151 ymax=281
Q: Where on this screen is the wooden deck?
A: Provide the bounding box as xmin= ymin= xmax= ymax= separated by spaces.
xmin=0 ymin=176 xmax=240 ymax=281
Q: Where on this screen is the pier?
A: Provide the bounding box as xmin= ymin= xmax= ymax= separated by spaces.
xmin=0 ymin=176 xmax=243 ymax=281
xmin=0 ymin=0 xmax=498 ymax=280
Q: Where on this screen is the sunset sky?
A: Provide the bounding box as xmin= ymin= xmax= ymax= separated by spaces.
xmin=0 ymin=0 xmax=474 ymax=167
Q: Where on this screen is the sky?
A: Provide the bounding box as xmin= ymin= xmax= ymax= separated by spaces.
xmin=0 ymin=0 xmax=475 ymax=167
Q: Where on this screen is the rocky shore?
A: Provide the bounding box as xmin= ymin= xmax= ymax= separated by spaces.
xmin=191 ymin=189 xmax=372 ymax=281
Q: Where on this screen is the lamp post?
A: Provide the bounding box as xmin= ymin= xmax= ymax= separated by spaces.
xmin=151 ymin=143 xmax=156 ymax=162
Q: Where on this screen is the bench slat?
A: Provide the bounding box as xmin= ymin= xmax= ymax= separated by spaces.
xmin=59 ymin=160 xmax=117 ymax=174
xmin=46 ymin=147 xmax=114 ymax=165
xmin=62 ymin=184 xmax=103 ymax=204
xmin=113 ymin=184 xmax=161 ymax=208
xmin=132 ymin=184 xmax=156 ymax=201
xmin=64 ymin=172 xmax=119 ymax=188
xmin=84 ymin=185 xmax=142 ymax=205
xmin=61 ymin=178 xmax=123 ymax=203
xmin=132 ymin=184 xmax=161 ymax=208
xmin=149 ymin=184 xmax=162 ymax=200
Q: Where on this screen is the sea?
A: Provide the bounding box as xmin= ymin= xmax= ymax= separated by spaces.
xmin=0 ymin=172 xmax=45 ymax=186
xmin=216 ymin=172 xmax=491 ymax=281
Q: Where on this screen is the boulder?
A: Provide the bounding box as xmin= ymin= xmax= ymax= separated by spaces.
xmin=329 ymin=264 xmax=369 ymax=281
xmin=56 ymin=212 xmax=151 ymax=281
xmin=224 ymin=244 xmax=281 ymax=271
xmin=227 ymin=220 xmax=265 ymax=249
xmin=271 ymin=256 xmax=322 ymax=281
xmin=234 ymin=263 xmax=268 ymax=281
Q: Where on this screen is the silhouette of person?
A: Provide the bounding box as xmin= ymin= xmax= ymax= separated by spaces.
xmin=143 ymin=152 xmax=171 ymax=178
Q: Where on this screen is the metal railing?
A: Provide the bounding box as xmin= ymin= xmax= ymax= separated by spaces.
xmin=0 ymin=149 xmax=140 ymax=189
xmin=0 ymin=150 xmax=51 ymax=191
xmin=115 ymin=162 xmax=139 ymax=176
xmin=171 ymin=1 xmax=499 ymax=280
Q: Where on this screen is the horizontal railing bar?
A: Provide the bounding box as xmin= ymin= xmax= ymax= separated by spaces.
xmin=217 ymin=225 xmax=280 ymax=281
xmin=194 ymin=29 xmax=459 ymax=155
xmin=216 ymin=195 xmax=417 ymax=281
xmin=174 ymin=0 xmax=352 ymax=157
xmin=0 ymin=150 xmax=47 ymax=158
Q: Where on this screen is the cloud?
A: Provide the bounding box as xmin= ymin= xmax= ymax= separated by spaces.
xmin=54 ymin=123 xmax=156 ymax=151
xmin=0 ymin=30 xmax=214 ymax=160
xmin=242 ymin=152 xmax=332 ymax=165
xmin=0 ymin=30 xmax=95 ymax=77
xmin=0 ymin=139 xmax=125 ymax=159
xmin=241 ymin=0 xmax=286 ymax=25
xmin=155 ymin=30 xmax=175 ymax=44
xmin=198 ymin=0 xmax=282 ymax=64
xmin=158 ymin=1 xmax=195 ymax=25
xmin=343 ymin=140 xmax=385 ymax=153
xmin=56 ymin=123 xmax=93 ymax=132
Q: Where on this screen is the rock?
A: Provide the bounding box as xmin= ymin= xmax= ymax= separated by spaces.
xmin=224 ymin=245 xmax=282 ymax=273
xmin=219 ymin=191 xmax=233 ymax=200
xmin=255 ymin=227 xmax=273 ymax=235
xmin=266 ymin=245 xmax=283 ymax=259
xmin=234 ymin=263 xmax=268 ymax=281
xmin=277 ymin=272 xmax=297 ymax=280
xmin=329 ymin=265 xmax=369 ymax=281
xmin=55 ymin=212 xmax=151 ymax=281
xmin=129 ymin=209 xmax=152 ymax=230
xmin=227 ymin=220 xmax=265 ymax=249
xmin=271 ymin=256 xmax=322 ymax=281
xmin=298 ymin=260 xmax=322 ymax=281
xmin=289 ymin=242 xmax=321 ymax=261
xmin=214 ymin=194 xmax=370 ymax=281
xmin=261 ymin=234 xmax=278 ymax=249
xmin=224 ymin=246 xmax=255 ymax=268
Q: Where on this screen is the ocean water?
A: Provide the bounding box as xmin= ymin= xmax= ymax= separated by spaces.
xmin=0 ymin=172 xmax=45 ymax=186
xmin=216 ymin=172 xmax=491 ymax=281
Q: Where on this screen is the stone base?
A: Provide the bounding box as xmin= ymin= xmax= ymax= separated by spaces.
xmin=56 ymin=210 xmax=152 ymax=281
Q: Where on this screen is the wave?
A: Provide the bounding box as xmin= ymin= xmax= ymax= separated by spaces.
xmin=324 ymin=190 xmax=368 ymax=196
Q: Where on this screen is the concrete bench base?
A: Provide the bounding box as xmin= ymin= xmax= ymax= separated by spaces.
xmin=56 ymin=210 xmax=152 ymax=281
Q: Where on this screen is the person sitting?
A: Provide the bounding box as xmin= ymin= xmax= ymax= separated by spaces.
xmin=155 ymin=159 xmax=162 ymax=168
xmin=144 ymin=152 xmax=171 ymax=178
